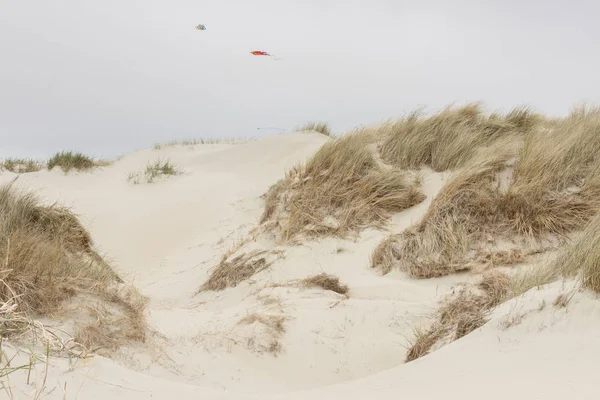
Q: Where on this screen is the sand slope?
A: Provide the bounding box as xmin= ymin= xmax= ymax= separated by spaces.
xmin=2 ymin=133 xmax=597 ymax=399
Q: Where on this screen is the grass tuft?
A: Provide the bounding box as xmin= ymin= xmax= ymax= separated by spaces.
xmin=297 ymin=122 xmax=331 ymax=136
xmin=199 ymin=251 xmax=270 ymax=292
xmin=0 ymin=159 xmax=43 ymax=174
xmin=127 ymin=159 xmax=181 ymax=184
xmin=300 ymin=273 xmax=349 ymax=295
xmin=379 ymin=103 xmax=539 ymax=172
xmin=153 ymin=137 xmax=247 ymax=149
xmin=549 ymin=212 xmax=600 ymax=293
xmin=47 ymin=151 xmax=97 ymax=172
xmin=406 ymin=271 xmax=510 ymax=362
xmin=261 ymin=131 xmax=425 ymax=240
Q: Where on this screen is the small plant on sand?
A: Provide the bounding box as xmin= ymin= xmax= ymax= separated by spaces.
xmin=128 ymin=159 xmax=181 ymax=184
xmin=47 ymin=151 xmax=96 ymax=172
xmin=297 ymin=121 xmax=331 ymax=136
xmin=301 ymin=273 xmax=349 ymax=295
xmin=0 ymin=158 xmax=43 ymax=174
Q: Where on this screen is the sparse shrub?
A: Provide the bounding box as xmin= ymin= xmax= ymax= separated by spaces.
xmin=297 ymin=121 xmax=331 ymax=136
xmin=0 ymin=158 xmax=43 ymax=173
xmin=301 ymin=273 xmax=349 ymax=295
xmin=47 ymin=151 xmax=95 ymax=172
xmin=128 ymin=159 xmax=181 ymax=184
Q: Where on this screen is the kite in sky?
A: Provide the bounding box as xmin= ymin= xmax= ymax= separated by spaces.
xmin=250 ymin=50 xmax=280 ymax=60
xmin=195 ymin=24 xmax=206 ymax=30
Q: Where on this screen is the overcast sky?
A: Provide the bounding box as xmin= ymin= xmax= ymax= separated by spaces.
xmin=1 ymin=0 xmax=599 ymax=159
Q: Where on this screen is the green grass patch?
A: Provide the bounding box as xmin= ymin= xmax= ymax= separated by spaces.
xmin=128 ymin=159 xmax=181 ymax=184
xmin=47 ymin=151 xmax=97 ymax=172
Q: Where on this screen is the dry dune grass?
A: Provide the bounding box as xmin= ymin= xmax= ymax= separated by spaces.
xmin=406 ymin=271 xmax=510 ymax=362
xmin=373 ymin=106 xmax=600 ymax=278
xmin=549 ymin=212 xmax=600 ymax=293
xmin=297 ymin=121 xmax=331 ymax=136
xmin=75 ymin=287 xmax=147 ymax=354
xmin=379 ymin=103 xmax=540 ymax=172
xmin=261 ymin=131 xmax=425 ymax=241
xmin=0 ymin=158 xmax=43 ymax=174
xmin=152 ymin=137 xmax=248 ymax=149
xmin=0 ymin=183 xmax=146 ymax=352
xmin=199 ymin=250 xmax=270 ymax=292
xmin=301 ymin=273 xmax=349 ymax=295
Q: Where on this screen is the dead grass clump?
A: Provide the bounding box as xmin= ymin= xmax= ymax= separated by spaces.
xmin=405 ymin=326 xmax=444 ymax=362
xmin=406 ymin=271 xmax=510 ymax=362
xmin=375 ymin=107 xmax=600 ymax=278
xmin=261 ymin=131 xmax=425 ymax=240
xmin=301 ymin=273 xmax=349 ymax=295
xmin=199 ymin=251 xmax=270 ymax=292
xmin=0 ymin=183 xmax=145 ymax=352
xmin=297 ymin=121 xmax=331 ymax=136
xmin=379 ymin=104 xmax=539 ymax=172
xmin=75 ymin=287 xmax=147 ymax=354
xmin=0 ymin=158 xmax=43 ymax=174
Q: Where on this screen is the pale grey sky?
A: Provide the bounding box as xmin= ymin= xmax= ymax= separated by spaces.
xmin=1 ymin=0 xmax=599 ymax=159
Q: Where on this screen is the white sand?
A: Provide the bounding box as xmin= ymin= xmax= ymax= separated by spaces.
xmin=1 ymin=132 xmax=597 ymax=399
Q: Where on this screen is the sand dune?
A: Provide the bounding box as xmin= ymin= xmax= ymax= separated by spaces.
xmin=2 ymin=125 xmax=599 ymax=399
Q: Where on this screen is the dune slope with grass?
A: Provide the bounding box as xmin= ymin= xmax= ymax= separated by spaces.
xmin=2 ymin=112 xmax=600 ymax=400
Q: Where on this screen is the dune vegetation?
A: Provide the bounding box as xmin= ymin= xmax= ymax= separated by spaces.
xmin=372 ymin=105 xmax=600 ymax=279
xmin=47 ymin=151 xmax=109 ymax=173
xmin=153 ymin=137 xmax=248 ymax=150
xmin=301 ymin=273 xmax=349 ymax=295
xmin=0 ymin=183 xmax=146 ymax=355
xmin=0 ymin=158 xmax=44 ymax=174
xmin=261 ymin=130 xmax=425 ymax=241
xmin=297 ymin=121 xmax=332 ymax=136
xmin=254 ymin=103 xmax=600 ymax=362
xmin=127 ymin=159 xmax=181 ymax=184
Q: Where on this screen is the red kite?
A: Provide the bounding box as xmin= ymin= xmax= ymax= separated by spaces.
xmin=250 ymin=50 xmax=281 ymax=60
